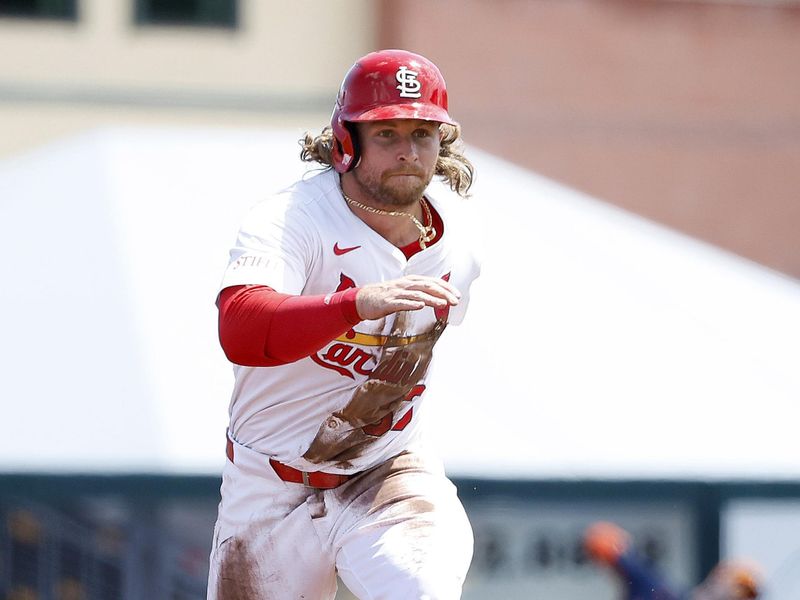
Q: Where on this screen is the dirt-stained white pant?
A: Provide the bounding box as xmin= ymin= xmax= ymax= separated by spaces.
xmin=207 ymin=436 xmax=474 ymax=600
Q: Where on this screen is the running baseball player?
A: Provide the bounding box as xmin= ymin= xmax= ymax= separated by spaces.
xmin=207 ymin=49 xmax=480 ymax=599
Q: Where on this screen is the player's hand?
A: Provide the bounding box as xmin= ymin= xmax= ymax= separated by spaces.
xmin=355 ymin=275 xmax=461 ymax=320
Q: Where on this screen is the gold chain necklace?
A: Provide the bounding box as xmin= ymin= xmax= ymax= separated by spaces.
xmin=342 ymin=191 xmax=437 ymax=249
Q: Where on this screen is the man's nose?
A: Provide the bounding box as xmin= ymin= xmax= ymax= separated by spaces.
xmin=396 ymin=136 xmax=420 ymax=162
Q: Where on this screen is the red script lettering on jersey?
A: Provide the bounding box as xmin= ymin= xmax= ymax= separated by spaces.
xmin=311 ymin=343 xmax=376 ymax=379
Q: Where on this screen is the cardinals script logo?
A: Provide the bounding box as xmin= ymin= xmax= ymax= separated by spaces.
xmin=396 ymin=66 xmax=422 ymax=98
xmin=304 ymin=272 xmax=453 ymax=466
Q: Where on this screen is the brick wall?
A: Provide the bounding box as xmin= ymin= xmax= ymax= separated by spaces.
xmin=379 ymin=0 xmax=800 ymax=278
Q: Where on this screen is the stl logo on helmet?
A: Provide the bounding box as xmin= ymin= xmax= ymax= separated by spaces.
xmin=395 ymin=66 xmax=422 ymax=98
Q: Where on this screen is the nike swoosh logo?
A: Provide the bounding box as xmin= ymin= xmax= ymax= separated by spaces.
xmin=334 ymin=243 xmax=361 ymax=256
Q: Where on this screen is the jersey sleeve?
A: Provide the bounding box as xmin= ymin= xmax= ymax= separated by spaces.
xmin=219 ymin=196 xmax=318 ymax=295
xmin=217 ymin=284 xmax=362 ymax=367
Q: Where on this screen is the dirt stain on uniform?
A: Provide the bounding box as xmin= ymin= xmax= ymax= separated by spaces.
xmin=216 ymin=538 xmax=262 ymax=600
xmin=337 ymin=453 xmax=437 ymax=513
xmin=334 ymin=452 xmax=443 ymax=572
xmin=303 ymin=313 xmax=446 ymax=465
xmin=306 ymin=490 xmax=327 ymax=519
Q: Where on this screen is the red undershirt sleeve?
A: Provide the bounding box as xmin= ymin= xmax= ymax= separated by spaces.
xmin=217 ymin=284 xmax=362 ymax=367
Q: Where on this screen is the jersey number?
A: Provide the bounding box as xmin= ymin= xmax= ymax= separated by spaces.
xmin=362 ymin=384 xmax=425 ymax=437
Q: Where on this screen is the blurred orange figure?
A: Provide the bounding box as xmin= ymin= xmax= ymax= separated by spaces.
xmin=692 ymin=560 xmax=762 ymax=600
xmin=583 ymin=521 xmax=762 ymax=600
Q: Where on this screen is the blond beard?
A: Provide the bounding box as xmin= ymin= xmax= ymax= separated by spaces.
xmin=353 ymin=167 xmax=435 ymax=208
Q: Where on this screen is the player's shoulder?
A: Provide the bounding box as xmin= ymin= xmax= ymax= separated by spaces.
xmin=242 ymin=168 xmax=339 ymax=228
xmin=426 ymin=179 xmax=485 ymax=271
xmin=426 ymin=179 xmax=481 ymax=235
xmin=280 ymin=167 xmax=338 ymax=206
xmin=426 ymin=179 xmax=474 ymax=214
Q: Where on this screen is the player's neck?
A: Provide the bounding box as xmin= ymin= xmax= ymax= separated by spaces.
xmin=339 ymin=175 xmax=428 ymax=248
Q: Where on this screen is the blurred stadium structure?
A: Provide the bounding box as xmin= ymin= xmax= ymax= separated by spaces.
xmin=1 ymin=1 xmax=799 ymax=599
xmin=0 ymin=496 xmax=208 ymax=599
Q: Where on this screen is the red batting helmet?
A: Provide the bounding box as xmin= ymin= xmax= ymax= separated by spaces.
xmin=330 ymin=49 xmax=458 ymax=173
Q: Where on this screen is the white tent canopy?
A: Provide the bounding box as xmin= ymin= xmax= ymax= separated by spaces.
xmin=1 ymin=126 xmax=798 ymax=479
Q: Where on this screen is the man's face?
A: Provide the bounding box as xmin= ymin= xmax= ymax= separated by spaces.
xmin=352 ymin=119 xmax=440 ymax=208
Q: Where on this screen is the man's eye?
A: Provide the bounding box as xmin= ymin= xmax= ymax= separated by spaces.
xmin=415 ymin=128 xmax=438 ymax=139
xmin=377 ymin=130 xmax=394 ymax=138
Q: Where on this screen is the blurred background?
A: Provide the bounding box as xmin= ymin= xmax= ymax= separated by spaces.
xmin=0 ymin=0 xmax=799 ymax=598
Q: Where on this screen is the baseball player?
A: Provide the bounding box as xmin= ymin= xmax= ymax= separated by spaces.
xmin=584 ymin=521 xmax=762 ymax=600
xmin=207 ymin=49 xmax=480 ymax=599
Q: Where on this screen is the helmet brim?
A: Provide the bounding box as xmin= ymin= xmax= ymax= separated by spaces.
xmin=348 ymin=103 xmax=458 ymax=127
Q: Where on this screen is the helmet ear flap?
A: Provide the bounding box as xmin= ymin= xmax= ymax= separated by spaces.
xmin=331 ymin=109 xmax=360 ymax=173
xmin=346 ymin=123 xmax=360 ymax=168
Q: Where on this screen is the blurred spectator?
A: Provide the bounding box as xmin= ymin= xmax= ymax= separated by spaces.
xmin=691 ymin=560 xmax=761 ymax=600
xmin=584 ymin=521 xmax=761 ymax=600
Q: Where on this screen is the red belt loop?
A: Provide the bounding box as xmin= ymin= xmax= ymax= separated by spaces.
xmin=226 ymin=437 xmax=234 ymax=463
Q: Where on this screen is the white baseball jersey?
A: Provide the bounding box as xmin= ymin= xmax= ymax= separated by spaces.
xmin=219 ymin=168 xmax=480 ymax=475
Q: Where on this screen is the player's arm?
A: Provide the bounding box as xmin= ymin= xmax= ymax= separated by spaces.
xmin=217 ymin=284 xmax=360 ymax=367
xmin=217 ymin=275 xmax=461 ymax=367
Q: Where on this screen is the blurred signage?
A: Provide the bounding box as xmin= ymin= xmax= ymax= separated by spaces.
xmin=462 ymin=499 xmax=696 ymax=600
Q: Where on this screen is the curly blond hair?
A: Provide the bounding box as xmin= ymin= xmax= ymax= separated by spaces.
xmin=299 ymin=123 xmax=474 ymax=197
